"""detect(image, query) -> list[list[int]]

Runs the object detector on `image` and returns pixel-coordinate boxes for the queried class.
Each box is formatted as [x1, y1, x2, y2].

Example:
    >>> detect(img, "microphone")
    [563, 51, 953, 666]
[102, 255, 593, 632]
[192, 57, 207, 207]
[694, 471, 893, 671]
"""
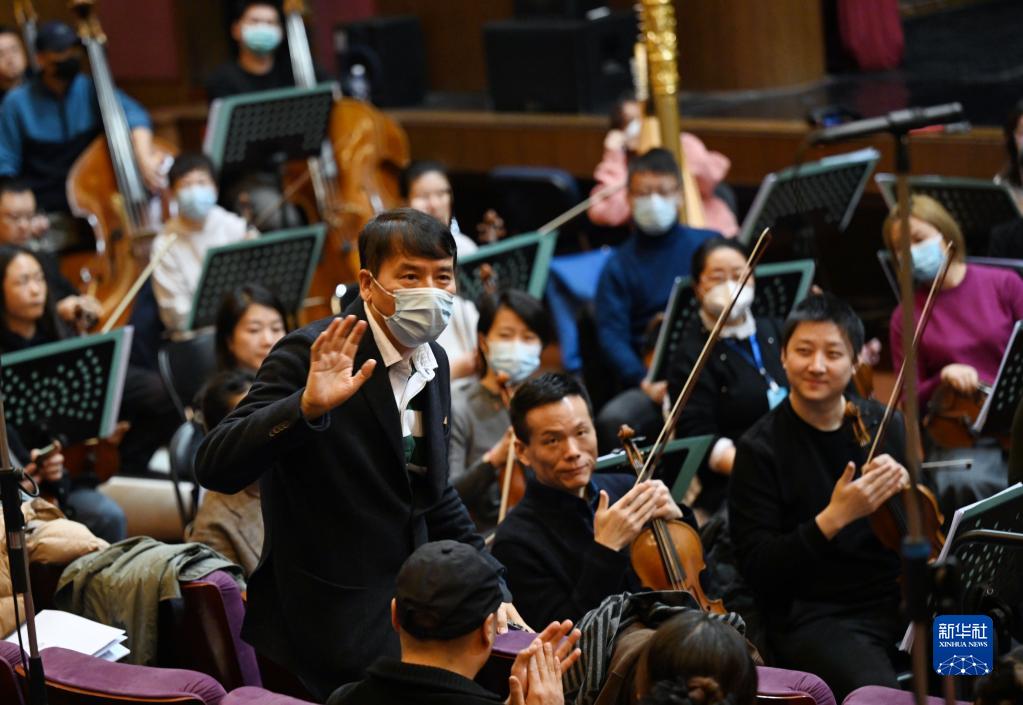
[808, 103, 964, 145]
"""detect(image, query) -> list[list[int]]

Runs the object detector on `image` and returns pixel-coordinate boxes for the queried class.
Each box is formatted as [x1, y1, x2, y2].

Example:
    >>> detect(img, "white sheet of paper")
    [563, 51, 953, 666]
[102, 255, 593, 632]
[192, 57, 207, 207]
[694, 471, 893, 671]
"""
[4, 610, 128, 658]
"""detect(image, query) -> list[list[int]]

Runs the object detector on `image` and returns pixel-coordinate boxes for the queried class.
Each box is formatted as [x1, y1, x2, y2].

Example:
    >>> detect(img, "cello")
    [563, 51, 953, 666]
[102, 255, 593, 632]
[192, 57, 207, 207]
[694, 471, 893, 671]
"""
[623, 227, 771, 613]
[281, 0, 409, 317]
[65, 0, 177, 329]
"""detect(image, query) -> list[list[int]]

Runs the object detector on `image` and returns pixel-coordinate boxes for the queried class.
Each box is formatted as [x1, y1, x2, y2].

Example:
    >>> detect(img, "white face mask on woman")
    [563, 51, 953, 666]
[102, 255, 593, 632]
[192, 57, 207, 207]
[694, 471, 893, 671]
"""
[487, 340, 541, 384]
[702, 279, 755, 321]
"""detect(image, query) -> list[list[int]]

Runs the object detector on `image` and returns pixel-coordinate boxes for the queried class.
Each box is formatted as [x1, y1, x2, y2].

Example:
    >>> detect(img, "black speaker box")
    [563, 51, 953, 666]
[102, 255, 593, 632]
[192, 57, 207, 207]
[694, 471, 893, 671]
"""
[513, 0, 607, 19]
[483, 12, 636, 113]
[334, 15, 427, 107]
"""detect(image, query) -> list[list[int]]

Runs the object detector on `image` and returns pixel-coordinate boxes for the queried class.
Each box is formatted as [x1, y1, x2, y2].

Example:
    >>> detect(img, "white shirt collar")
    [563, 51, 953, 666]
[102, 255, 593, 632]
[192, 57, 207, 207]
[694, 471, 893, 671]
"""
[364, 304, 438, 377]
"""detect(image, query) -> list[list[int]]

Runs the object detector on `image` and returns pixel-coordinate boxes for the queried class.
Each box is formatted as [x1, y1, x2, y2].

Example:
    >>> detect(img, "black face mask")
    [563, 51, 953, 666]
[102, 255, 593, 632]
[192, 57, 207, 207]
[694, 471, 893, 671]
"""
[52, 56, 80, 82]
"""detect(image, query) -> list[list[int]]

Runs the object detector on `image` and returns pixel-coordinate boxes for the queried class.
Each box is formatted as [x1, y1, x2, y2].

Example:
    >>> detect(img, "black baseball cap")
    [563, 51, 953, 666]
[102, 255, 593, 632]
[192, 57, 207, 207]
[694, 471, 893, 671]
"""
[35, 21, 79, 53]
[395, 541, 505, 640]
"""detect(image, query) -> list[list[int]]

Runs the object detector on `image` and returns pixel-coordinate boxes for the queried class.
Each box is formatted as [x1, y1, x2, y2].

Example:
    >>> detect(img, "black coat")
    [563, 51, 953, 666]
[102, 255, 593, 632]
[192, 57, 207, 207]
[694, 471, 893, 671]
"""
[327, 659, 505, 705]
[196, 299, 500, 699]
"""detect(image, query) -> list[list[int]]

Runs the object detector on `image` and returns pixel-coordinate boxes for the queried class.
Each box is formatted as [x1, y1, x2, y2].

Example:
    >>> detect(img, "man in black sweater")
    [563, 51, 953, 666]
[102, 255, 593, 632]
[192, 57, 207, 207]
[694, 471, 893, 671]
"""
[491, 373, 696, 627]
[328, 541, 578, 705]
[728, 293, 909, 701]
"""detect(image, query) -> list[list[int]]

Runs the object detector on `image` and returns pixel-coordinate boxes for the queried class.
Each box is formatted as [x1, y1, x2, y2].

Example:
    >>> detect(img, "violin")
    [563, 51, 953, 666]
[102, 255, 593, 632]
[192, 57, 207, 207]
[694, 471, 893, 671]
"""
[65, 0, 177, 329]
[618, 426, 725, 614]
[924, 382, 1006, 450]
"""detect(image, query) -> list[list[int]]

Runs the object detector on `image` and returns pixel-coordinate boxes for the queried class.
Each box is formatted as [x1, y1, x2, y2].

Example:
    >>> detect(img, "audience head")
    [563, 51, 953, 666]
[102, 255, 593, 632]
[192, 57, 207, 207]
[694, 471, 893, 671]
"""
[232, 1, 282, 56]
[476, 289, 551, 385]
[609, 92, 644, 151]
[1002, 99, 1023, 187]
[0, 26, 27, 89]
[34, 21, 81, 86]
[391, 540, 505, 670]
[510, 373, 596, 494]
[642, 611, 757, 705]
[690, 237, 752, 323]
[628, 148, 682, 237]
[781, 293, 864, 404]
[402, 161, 454, 228]
[215, 284, 288, 372]
[198, 369, 254, 432]
[0, 244, 62, 340]
[882, 194, 966, 283]
[0, 179, 38, 246]
[357, 208, 457, 350]
[169, 153, 218, 224]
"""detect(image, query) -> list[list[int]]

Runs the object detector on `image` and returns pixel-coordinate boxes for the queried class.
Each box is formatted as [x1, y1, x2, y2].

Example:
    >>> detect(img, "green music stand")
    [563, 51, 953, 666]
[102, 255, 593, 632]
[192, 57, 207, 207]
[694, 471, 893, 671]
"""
[187, 226, 326, 330]
[456, 231, 559, 302]
[646, 260, 815, 382]
[875, 174, 1022, 255]
[0, 328, 132, 445]
[595, 435, 713, 503]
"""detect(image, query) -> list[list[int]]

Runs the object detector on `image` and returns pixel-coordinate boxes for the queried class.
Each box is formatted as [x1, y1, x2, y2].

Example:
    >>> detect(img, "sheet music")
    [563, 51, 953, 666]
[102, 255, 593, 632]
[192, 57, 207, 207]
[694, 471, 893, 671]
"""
[5, 610, 129, 661]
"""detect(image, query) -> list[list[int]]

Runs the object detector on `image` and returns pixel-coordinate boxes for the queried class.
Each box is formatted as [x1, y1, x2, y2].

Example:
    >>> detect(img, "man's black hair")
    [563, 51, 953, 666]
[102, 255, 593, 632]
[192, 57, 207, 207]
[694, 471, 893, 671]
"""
[400, 160, 448, 200]
[233, 0, 281, 22]
[510, 372, 593, 443]
[0, 25, 19, 38]
[198, 369, 255, 432]
[477, 289, 552, 346]
[168, 152, 217, 189]
[782, 292, 865, 355]
[358, 207, 456, 276]
[0, 178, 33, 200]
[689, 236, 748, 282]
[627, 147, 680, 190]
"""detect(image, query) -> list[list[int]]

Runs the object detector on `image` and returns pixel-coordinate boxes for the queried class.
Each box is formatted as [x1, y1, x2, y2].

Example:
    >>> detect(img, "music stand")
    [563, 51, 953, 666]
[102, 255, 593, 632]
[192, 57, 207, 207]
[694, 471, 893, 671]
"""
[738, 148, 880, 250]
[456, 231, 559, 302]
[876, 251, 1023, 301]
[973, 320, 1023, 437]
[203, 85, 336, 178]
[187, 226, 326, 330]
[875, 174, 1022, 256]
[595, 435, 713, 503]
[645, 260, 815, 382]
[0, 328, 133, 446]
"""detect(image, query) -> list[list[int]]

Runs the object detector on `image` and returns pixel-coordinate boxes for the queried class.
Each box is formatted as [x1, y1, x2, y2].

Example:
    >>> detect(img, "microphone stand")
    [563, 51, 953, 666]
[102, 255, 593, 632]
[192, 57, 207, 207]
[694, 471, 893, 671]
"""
[0, 391, 48, 705]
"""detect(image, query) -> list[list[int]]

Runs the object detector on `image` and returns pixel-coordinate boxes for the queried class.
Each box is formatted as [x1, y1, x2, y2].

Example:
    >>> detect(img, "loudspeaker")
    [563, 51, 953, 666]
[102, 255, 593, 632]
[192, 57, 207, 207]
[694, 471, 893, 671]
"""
[484, 12, 636, 113]
[513, 0, 607, 19]
[334, 15, 427, 107]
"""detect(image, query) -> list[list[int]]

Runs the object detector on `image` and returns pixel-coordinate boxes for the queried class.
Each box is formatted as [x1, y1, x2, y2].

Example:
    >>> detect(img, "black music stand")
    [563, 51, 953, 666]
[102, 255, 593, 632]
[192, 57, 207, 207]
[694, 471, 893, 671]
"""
[974, 321, 1023, 438]
[875, 175, 1022, 256]
[645, 260, 815, 382]
[0, 328, 133, 447]
[738, 148, 880, 259]
[595, 435, 713, 503]
[456, 231, 559, 303]
[187, 226, 326, 330]
[203, 85, 336, 179]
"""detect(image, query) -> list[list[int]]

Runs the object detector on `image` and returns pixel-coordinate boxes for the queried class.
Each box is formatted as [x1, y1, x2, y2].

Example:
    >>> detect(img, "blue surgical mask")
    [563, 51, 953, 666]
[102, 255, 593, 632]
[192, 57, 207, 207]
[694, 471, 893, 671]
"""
[488, 340, 541, 384]
[910, 237, 945, 282]
[241, 24, 283, 54]
[373, 279, 455, 348]
[632, 194, 678, 236]
[177, 185, 217, 222]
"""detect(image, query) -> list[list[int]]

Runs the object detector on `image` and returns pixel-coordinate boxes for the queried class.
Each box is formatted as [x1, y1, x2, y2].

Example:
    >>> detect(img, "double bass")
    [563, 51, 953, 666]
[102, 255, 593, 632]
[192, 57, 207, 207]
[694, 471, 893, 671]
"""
[281, 0, 409, 316]
[65, 0, 176, 329]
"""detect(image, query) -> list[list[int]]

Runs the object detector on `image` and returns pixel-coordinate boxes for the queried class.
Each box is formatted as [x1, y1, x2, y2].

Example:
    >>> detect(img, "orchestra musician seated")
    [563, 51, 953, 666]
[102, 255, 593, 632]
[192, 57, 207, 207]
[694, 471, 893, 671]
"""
[0, 25, 28, 102]
[728, 293, 909, 701]
[490, 372, 697, 628]
[151, 153, 255, 334]
[885, 195, 1023, 517]
[666, 237, 787, 520]
[0, 178, 100, 331]
[327, 540, 580, 705]
[593, 147, 717, 454]
[0, 21, 163, 213]
[214, 283, 289, 374]
[450, 289, 552, 532]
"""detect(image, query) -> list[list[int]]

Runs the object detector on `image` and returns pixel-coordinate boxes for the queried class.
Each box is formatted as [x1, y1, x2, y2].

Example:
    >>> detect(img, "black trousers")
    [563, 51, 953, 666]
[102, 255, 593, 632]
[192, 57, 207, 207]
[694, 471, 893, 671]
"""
[768, 597, 903, 702]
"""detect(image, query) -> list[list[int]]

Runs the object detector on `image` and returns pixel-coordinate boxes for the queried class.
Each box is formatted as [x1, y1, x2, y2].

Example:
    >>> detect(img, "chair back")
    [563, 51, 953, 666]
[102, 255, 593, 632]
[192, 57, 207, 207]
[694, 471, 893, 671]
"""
[0, 641, 26, 705]
[168, 420, 205, 525]
[475, 629, 536, 698]
[158, 332, 217, 421]
[221, 686, 317, 704]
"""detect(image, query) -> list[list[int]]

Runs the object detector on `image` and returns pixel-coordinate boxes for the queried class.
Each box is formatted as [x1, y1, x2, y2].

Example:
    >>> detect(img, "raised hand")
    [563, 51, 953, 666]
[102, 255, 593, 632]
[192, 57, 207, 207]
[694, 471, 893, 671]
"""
[300, 316, 377, 421]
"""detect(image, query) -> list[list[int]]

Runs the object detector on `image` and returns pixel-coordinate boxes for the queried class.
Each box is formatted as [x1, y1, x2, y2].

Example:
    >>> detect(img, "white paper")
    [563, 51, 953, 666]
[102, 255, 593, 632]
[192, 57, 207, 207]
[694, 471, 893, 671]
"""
[4, 610, 128, 659]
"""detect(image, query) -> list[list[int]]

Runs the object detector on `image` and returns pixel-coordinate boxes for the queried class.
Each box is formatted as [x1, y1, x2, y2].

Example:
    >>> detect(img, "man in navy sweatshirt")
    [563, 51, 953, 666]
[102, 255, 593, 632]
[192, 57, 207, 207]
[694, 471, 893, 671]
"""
[593, 148, 718, 452]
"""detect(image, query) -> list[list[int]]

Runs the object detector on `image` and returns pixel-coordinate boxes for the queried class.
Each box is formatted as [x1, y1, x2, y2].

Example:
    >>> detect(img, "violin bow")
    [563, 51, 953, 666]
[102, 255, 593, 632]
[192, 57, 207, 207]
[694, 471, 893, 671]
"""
[865, 240, 955, 464]
[496, 379, 517, 524]
[636, 228, 772, 484]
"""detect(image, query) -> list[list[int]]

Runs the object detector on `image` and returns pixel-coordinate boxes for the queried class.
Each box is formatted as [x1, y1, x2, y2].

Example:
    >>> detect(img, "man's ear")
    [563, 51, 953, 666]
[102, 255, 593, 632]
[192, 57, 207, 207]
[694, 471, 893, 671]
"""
[514, 436, 528, 467]
[230, 20, 243, 43]
[358, 269, 374, 304]
[390, 598, 400, 634]
[482, 613, 497, 650]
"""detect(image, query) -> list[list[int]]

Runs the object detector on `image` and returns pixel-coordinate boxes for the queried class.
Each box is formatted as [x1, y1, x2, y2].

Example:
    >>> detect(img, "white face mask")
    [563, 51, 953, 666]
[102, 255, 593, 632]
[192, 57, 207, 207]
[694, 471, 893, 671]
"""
[487, 340, 541, 384]
[702, 279, 754, 322]
[373, 279, 455, 348]
[632, 194, 678, 236]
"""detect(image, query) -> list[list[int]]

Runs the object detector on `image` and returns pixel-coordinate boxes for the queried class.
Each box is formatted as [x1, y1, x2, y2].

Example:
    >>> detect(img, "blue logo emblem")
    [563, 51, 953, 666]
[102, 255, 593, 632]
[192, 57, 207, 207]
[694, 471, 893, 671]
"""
[933, 615, 994, 676]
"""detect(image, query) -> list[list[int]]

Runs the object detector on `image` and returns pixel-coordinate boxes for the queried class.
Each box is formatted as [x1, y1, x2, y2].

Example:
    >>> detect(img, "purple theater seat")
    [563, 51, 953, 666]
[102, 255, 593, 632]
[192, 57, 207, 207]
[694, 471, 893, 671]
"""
[842, 685, 971, 705]
[476, 629, 538, 697]
[222, 686, 318, 704]
[0, 641, 26, 705]
[757, 666, 838, 705]
[34, 646, 226, 704]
